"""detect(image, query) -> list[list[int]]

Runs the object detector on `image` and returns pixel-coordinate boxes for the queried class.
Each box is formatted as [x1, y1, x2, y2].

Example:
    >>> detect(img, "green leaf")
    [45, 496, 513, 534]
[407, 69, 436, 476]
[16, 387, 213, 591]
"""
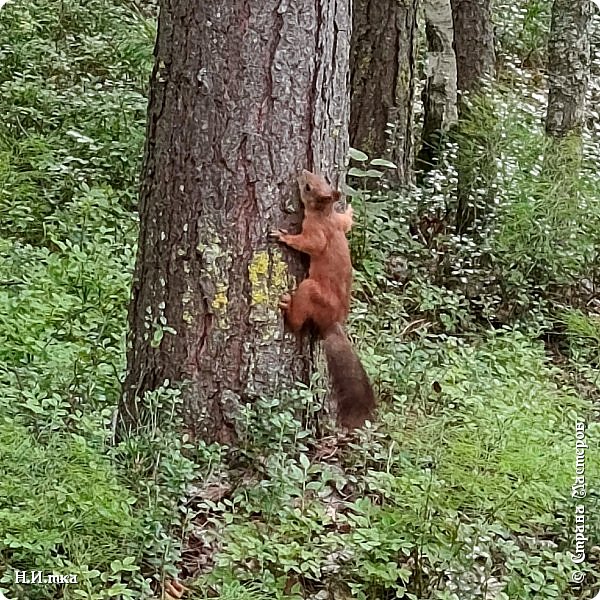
[305, 481, 323, 491]
[150, 327, 164, 348]
[110, 559, 122, 572]
[341, 182, 361, 197]
[25, 401, 44, 414]
[299, 453, 310, 470]
[370, 158, 397, 169]
[348, 167, 368, 177]
[348, 147, 368, 162]
[365, 169, 384, 178]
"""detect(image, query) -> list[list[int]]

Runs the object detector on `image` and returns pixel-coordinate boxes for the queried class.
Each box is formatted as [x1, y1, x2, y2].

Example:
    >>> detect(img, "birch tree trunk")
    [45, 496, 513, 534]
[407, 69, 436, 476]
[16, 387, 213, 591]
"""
[546, 0, 591, 139]
[118, 0, 350, 443]
[349, 0, 418, 184]
[416, 0, 457, 176]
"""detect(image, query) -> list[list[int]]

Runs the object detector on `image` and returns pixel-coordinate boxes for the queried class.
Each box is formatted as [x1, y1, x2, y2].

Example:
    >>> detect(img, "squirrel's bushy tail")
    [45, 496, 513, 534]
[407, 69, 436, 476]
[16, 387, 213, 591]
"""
[322, 323, 375, 429]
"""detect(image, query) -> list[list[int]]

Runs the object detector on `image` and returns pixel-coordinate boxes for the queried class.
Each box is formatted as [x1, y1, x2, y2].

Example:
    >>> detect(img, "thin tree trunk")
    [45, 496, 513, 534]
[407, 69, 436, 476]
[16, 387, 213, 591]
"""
[118, 0, 350, 444]
[545, 0, 591, 139]
[451, 0, 495, 235]
[349, 0, 418, 184]
[451, 0, 495, 96]
[416, 0, 457, 176]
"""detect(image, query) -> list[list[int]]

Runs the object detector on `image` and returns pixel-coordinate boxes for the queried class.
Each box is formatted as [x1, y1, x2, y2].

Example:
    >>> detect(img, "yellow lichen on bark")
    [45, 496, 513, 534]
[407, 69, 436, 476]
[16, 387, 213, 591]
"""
[248, 251, 290, 326]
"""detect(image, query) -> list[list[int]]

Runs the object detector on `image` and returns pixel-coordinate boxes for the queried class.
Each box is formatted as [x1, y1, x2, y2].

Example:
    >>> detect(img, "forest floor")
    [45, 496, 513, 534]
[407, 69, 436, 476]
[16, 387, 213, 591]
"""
[0, 1, 599, 600]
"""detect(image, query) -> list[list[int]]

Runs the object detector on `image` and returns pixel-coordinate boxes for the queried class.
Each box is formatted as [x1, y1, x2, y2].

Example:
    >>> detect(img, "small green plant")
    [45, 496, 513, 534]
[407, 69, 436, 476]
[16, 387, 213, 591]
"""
[494, 0, 551, 68]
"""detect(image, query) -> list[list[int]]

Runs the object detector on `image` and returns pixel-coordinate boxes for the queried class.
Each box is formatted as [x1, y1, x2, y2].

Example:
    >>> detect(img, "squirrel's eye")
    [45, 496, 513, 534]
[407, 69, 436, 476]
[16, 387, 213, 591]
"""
[305, 184, 311, 192]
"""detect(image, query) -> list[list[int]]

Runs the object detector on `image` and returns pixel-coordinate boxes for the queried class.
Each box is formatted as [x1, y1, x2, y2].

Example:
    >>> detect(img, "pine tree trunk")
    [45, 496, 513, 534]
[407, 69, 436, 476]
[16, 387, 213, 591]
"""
[451, 0, 494, 95]
[451, 0, 495, 235]
[546, 0, 591, 139]
[349, 0, 418, 184]
[416, 0, 457, 176]
[118, 0, 350, 443]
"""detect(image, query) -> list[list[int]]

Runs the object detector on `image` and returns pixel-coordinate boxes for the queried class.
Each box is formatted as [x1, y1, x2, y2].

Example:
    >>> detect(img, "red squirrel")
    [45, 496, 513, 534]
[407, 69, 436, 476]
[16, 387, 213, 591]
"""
[272, 170, 375, 429]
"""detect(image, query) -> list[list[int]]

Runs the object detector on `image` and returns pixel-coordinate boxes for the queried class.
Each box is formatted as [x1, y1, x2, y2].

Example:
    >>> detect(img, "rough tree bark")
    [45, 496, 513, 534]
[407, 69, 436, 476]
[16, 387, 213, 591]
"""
[415, 0, 457, 176]
[118, 0, 350, 443]
[546, 0, 591, 139]
[349, 0, 418, 184]
[450, 0, 495, 235]
[450, 0, 495, 96]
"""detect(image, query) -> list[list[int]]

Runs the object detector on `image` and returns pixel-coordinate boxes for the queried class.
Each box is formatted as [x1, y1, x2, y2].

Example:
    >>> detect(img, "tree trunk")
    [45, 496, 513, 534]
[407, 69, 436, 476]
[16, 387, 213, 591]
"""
[450, 0, 495, 96]
[415, 0, 457, 176]
[118, 0, 350, 444]
[545, 0, 590, 139]
[451, 0, 495, 235]
[349, 0, 418, 184]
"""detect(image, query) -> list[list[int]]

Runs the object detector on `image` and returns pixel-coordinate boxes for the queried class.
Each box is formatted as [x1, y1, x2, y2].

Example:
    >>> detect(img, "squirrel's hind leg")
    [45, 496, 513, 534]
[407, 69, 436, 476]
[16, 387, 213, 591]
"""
[280, 279, 330, 332]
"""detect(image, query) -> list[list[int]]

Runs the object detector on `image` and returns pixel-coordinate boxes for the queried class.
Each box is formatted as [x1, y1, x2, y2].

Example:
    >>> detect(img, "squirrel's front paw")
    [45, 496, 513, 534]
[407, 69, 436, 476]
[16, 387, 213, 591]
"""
[270, 228, 288, 241]
[278, 293, 292, 311]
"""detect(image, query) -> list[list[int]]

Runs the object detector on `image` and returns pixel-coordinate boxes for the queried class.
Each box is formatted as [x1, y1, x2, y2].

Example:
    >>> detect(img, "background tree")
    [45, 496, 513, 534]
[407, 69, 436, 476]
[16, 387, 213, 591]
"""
[545, 0, 591, 141]
[349, 0, 418, 183]
[118, 1, 351, 443]
[416, 0, 458, 177]
[451, 0, 495, 97]
[450, 0, 495, 235]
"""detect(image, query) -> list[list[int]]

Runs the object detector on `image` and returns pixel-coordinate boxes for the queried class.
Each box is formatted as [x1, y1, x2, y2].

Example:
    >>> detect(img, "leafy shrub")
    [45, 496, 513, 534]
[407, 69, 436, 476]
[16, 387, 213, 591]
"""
[0, 0, 154, 244]
[494, 0, 551, 68]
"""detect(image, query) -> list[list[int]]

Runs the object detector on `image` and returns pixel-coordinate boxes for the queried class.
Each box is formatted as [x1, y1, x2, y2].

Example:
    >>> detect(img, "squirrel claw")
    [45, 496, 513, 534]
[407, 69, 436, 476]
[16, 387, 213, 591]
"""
[270, 228, 288, 241]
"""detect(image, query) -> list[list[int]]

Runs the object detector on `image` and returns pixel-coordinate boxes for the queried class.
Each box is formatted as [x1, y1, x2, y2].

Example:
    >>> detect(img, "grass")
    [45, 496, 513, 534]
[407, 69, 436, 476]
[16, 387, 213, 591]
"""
[0, 419, 141, 599]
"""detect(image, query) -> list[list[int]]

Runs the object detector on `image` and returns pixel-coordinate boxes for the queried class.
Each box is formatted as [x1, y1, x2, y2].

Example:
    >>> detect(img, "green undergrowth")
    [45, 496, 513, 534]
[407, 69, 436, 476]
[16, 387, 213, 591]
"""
[0, 0, 164, 598]
[0, 0, 152, 246]
[190, 330, 600, 600]
[0, 418, 142, 599]
[346, 85, 600, 326]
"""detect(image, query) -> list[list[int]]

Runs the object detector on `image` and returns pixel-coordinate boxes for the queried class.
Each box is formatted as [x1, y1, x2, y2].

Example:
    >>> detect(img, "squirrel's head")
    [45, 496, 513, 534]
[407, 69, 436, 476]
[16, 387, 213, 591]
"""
[297, 169, 341, 212]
